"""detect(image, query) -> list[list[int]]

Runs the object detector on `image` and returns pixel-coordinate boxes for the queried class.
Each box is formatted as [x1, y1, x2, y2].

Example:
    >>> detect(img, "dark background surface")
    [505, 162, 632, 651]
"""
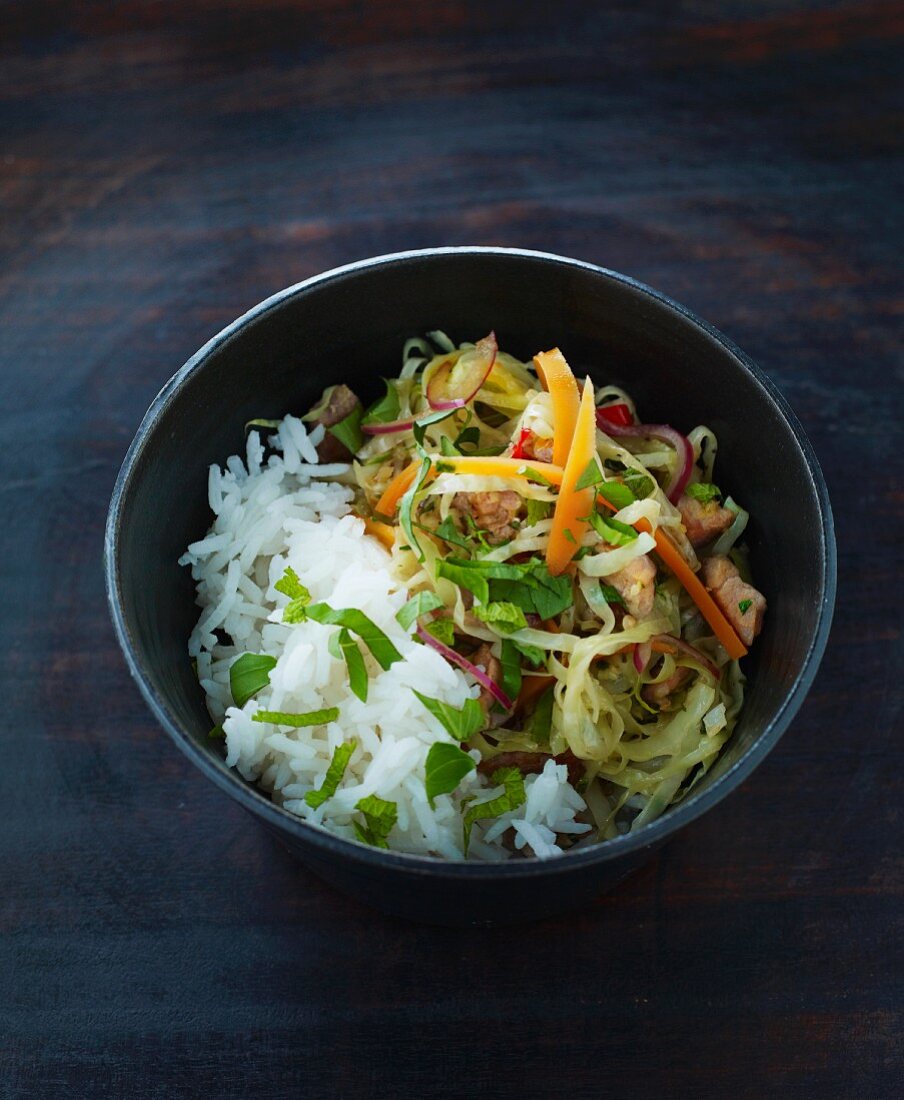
[1, 2, 901, 1097]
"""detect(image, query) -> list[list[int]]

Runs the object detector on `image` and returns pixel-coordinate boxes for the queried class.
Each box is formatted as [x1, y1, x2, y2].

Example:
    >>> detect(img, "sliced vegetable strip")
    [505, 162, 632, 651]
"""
[374, 461, 420, 517]
[533, 348, 580, 466]
[546, 379, 597, 575]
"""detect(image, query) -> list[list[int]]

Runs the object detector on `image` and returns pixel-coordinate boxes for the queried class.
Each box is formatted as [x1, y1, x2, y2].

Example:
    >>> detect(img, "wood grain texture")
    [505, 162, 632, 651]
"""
[1, 1, 901, 1096]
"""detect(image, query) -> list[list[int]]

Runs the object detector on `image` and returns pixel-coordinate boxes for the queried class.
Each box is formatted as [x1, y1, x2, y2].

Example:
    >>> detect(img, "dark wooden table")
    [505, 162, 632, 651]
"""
[2, 2, 901, 1096]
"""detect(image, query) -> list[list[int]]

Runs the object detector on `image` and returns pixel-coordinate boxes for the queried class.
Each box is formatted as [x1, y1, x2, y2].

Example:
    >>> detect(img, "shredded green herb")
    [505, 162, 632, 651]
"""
[306, 604, 403, 670]
[473, 601, 529, 635]
[526, 685, 555, 746]
[327, 406, 364, 455]
[599, 583, 625, 605]
[275, 566, 312, 623]
[518, 465, 556, 487]
[686, 481, 722, 503]
[208, 723, 225, 739]
[576, 459, 605, 491]
[623, 469, 655, 499]
[738, 598, 753, 614]
[462, 766, 526, 854]
[305, 740, 356, 809]
[596, 480, 636, 511]
[396, 591, 445, 631]
[413, 691, 485, 742]
[229, 653, 277, 708]
[424, 743, 476, 808]
[361, 379, 400, 426]
[525, 499, 553, 526]
[424, 618, 456, 646]
[336, 628, 369, 701]
[499, 639, 523, 702]
[399, 454, 432, 560]
[588, 511, 638, 547]
[354, 794, 398, 848]
[253, 707, 340, 727]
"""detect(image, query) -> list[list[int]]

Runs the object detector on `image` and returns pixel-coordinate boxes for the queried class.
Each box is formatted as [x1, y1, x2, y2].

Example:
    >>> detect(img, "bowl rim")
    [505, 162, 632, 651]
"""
[104, 245, 837, 879]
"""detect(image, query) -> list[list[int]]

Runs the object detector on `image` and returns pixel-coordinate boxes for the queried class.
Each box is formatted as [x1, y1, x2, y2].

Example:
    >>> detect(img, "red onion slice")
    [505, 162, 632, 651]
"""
[633, 641, 651, 675]
[417, 623, 513, 710]
[598, 419, 694, 504]
[651, 634, 721, 679]
[426, 332, 497, 411]
[361, 417, 416, 436]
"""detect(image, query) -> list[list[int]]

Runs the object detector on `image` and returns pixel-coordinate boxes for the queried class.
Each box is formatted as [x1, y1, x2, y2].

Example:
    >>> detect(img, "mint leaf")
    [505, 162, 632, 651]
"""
[253, 707, 339, 727]
[499, 639, 523, 702]
[686, 481, 722, 503]
[413, 691, 485, 742]
[337, 628, 368, 701]
[473, 601, 529, 635]
[361, 379, 400, 426]
[518, 465, 555, 487]
[599, 583, 624, 605]
[208, 723, 225, 739]
[275, 567, 312, 623]
[354, 795, 397, 848]
[738, 598, 753, 614]
[525, 498, 552, 526]
[229, 653, 277, 707]
[424, 743, 476, 808]
[326, 405, 364, 455]
[462, 766, 526, 854]
[596, 481, 636, 511]
[424, 618, 455, 646]
[526, 685, 555, 746]
[305, 740, 356, 808]
[576, 459, 604, 491]
[511, 639, 545, 666]
[432, 515, 471, 550]
[624, 469, 655, 499]
[306, 604, 403, 670]
[396, 590, 445, 631]
[588, 511, 637, 547]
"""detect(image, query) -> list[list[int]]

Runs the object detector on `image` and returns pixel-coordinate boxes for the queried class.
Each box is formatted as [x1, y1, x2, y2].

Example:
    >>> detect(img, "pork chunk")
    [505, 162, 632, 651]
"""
[603, 554, 656, 619]
[701, 554, 766, 647]
[453, 490, 522, 544]
[678, 493, 735, 548]
[477, 750, 584, 786]
[307, 384, 362, 462]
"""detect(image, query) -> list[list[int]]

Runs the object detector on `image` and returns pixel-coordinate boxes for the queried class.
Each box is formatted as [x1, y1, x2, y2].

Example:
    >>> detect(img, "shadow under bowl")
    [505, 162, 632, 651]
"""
[105, 247, 835, 926]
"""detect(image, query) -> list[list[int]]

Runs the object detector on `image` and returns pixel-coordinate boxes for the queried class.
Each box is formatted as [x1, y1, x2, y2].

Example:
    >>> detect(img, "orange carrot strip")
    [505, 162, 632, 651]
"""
[436, 455, 565, 483]
[374, 461, 422, 517]
[546, 378, 597, 576]
[515, 674, 556, 716]
[533, 348, 580, 467]
[362, 517, 396, 550]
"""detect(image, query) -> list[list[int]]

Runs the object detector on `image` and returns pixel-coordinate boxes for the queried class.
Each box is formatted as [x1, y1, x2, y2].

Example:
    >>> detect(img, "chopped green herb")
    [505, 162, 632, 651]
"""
[588, 511, 638, 547]
[434, 460, 455, 473]
[526, 685, 554, 746]
[453, 425, 481, 452]
[436, 557, 573, 621]
[473, 601, 529, 635]
[623, 469, 655, 499]
[399, 454, 433, 561]
[686, 481, 722, 503]
[571, 545, 593, 561]
[361, 379, 400, 426]
[306, 604, 403, 670]
[596, 481, 636, 511]
[738, 598, 753, 614]
[525, 498, 552, 526]
[413, 691, 485, 742]
[362, 450, 397, 468]
[337, 628, 368, 701]
[432, 515, 471, 550]
[462, 766, 526, 854]
[354, 794, 398, 848]
[424, 743, 476, 808]
[576, 459, 604, 491]
[326, 405, 364, 455]
[253, 707, 340, 727]
[305, 740, 356, 809]
[499, 639, 523, 702]
[229, 653, 277, 707]
[424, 618, 456, 646]
[439, 435, 457, 457]
[275, 566, 312, 623]
[563, 528, 577, 545]
[413, 407, 458, 446]
[396, 590, 446, 630]
[511, 639, 546, 666]
[518, 465, 555, 487]
[208, 723, 225, 739]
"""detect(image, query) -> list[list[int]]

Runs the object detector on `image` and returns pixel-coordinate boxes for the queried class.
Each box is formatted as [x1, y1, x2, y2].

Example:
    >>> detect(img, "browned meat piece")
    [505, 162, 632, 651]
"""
[471, 643, 506, 718]
[452, 490, 522, 544]
[678, 493, 735, 548]
[307, 384, 362, 462]
[642, 665, 692, 710]
[603, 554, 656, 618]
[701, 554, 767, 647]
[477, 750, 584, 786]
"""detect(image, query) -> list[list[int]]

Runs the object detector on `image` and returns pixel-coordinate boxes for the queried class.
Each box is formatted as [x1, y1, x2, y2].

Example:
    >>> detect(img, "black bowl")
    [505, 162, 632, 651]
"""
[105, 247, 835, 925]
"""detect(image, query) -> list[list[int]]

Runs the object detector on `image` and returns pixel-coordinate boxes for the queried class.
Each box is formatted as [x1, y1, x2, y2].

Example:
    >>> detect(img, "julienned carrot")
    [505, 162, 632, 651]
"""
[533, 348, 580, 467]
[374, 462, 420, 517]
[362, 517, 396, 550]
[546, 379, 597, 576]
[515, 673, 556, 715]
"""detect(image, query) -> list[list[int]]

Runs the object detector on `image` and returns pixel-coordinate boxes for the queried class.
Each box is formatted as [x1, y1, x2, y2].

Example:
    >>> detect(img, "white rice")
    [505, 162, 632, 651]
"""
[180, 415, 589, 859]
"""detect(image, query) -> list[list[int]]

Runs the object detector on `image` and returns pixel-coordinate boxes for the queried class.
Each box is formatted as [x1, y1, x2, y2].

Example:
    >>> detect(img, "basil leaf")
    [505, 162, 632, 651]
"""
[354, 794, 397, 848]
[473, 601, 528, 635]
[424, 743, 476, 808]
[229, 653, 277, 707]
[399, 454, 432, 562]
[424, 618, 455, 646]
[499, 639, 523, 702]
[576, 459, 604, 491]
[588, 511, 638, 547]
[623, 469, 655, 499]
[306, 604, 403, 670]
[326, 405, 364, 455]
[337, 627, 368, 701]
[413, 691, 485, 742]
[511, 639, 546, 667]
[686, 481, 722, 503]
[361, 379, 400, 426]
[525, 499, 552, 526]
[396, 590, 446, 631]
[253, 707, 340, 727]
[462, 766, 526, 854]
[596, 481, 636, 511]
[305, 740, 356, 809]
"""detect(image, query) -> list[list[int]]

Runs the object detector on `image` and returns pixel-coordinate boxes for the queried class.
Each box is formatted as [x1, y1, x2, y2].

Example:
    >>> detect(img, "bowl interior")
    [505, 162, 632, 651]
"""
[109, 250, 833, 861]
